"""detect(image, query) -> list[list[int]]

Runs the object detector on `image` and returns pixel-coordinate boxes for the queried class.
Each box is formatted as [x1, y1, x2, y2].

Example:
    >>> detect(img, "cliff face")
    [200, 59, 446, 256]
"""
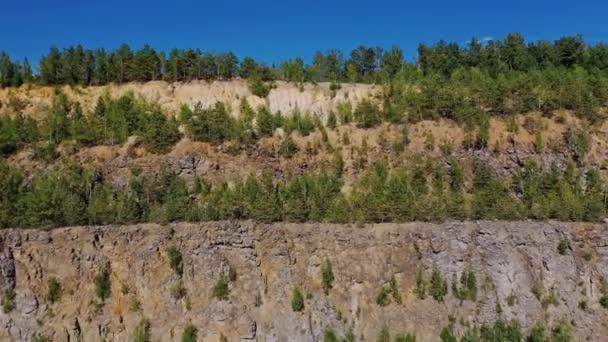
[0, 221, 607, 341]
[0, 80, 378, 119]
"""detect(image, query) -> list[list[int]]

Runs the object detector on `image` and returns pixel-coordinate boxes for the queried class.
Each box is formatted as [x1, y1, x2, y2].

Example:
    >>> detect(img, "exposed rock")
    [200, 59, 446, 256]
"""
[0, 221, 606, 341]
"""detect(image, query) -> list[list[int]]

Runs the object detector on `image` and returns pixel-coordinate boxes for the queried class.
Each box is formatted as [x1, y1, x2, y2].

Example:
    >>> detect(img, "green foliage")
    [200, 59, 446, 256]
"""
[376, 274, 401, 306]
[256, 107, 278, 137]
[600, 278, 608, 309]
[416, 267, 427, 299]
[566, 127, 590, 162]
[249, 74, 271, 97]
[1, 288, 16, 313]
[46, 277, 63, 304]
[354, 99, 381, 128]
[291, 287, 305, 312]
[376, 286, 391, 306]
[394, 334, 416, 342]
[454, 271, 477, 301]
[324, 329, 339, 342]
[182, 102, 236, 143]
[479, 320, 522, 342]
[32, 333, 52, 342]
[557, 239, 570, 255]
[284, 111, 317, 136]
[141, 108, 179, 153]
[279, 134, 299, 158]
[429, 267, 448, 302]
[94, 269, 111, 302]
[132, 319, 151, 342]
[321, 258, 335, 295]
[167, 246, 183, 276]
[212, 275, 230, 301]
[181, 325, 197, 342]
[439, 327, 457, 342]
[327, 111, 337, 129]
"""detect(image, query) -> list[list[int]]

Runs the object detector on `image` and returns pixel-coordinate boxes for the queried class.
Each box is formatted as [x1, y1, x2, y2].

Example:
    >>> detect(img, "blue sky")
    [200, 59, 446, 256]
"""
[1, 0, 607, 65]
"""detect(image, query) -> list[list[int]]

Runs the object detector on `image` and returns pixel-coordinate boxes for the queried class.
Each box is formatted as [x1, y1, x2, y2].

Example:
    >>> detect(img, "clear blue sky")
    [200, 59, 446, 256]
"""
[1, 0, 607, 66]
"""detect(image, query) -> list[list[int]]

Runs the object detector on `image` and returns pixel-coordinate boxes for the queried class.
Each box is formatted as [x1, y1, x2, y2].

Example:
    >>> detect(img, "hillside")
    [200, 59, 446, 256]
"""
[1, 221, 607, 341]
[1, 33, 608, 341]
[0, 80, 378, 120]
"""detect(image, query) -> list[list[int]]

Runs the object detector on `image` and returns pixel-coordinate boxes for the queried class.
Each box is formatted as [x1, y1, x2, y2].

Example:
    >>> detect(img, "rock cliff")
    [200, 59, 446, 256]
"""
[0, 221, 607, 341]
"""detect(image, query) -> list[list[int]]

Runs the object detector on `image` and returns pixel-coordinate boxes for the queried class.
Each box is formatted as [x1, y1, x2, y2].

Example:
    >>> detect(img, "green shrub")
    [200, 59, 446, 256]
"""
[566, 127, 590, 162]
[167, 246, 183, 276]
[324, 328, 339, 342]
[354, 99, 381, 128]
[250, 79, 271, 98]
[394, 334, 416, 342]
[557, 239, 570, 255]
[600, 279, 608, 309]
[453, 271, 477, 301]
[32, 333, 52, 342]
[132, 319, 151, 342]
[181, 324, 197, 342]
[279, 134, 298, 158]
[1, 288, 16, 313]
[212, 275, 230, 300]
[94, 269, 111, 302]
[321, 258, 335, 295]
[416, 267, 426, 299]
[291, 287, 305, 312]
[430, 267, 448, 302]
[376, 286, 390, 306]
[390, 274, 402, 304]
[46, 277, 63, 303]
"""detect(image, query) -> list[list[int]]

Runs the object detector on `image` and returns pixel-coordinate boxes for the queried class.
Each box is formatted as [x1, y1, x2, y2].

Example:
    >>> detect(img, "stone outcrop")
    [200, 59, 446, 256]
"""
[0, 221, 607, 341]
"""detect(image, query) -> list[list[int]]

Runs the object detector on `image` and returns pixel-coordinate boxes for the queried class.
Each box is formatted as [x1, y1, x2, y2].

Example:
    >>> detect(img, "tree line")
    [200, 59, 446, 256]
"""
[1, 156, 606, 229]
[1, 33, 608, 88]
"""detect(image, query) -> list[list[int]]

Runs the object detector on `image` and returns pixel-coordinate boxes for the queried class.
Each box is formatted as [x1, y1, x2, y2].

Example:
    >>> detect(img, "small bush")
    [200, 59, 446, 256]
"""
[600, 279, 608, 309]
[291, 287, 305, 312]
[506, 291, 518, 306]
[376, 286, 391, 306]
[212, 275, 230, 301]
[94, 269, 111, 302]
[181, 324, 197, 342]
[132, 319, 151, 342]
[454, 271, 477, 301]
[321, 258, 335, 295]
[167, 246, 183, 276]
[390, 275, 402, 304]
[250, 77, 271, 98]
[46, 277, 63, 304]
[557, 239, 570, 255]
[324, 328, 339, 342]
[1, 288, 16, 313]
[395, 334, 416, 342]
[430, 267, 448, 302]
[416, 267, 426, 299]
[279, 134, 298, 158]
[32, 333, 52, 342]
